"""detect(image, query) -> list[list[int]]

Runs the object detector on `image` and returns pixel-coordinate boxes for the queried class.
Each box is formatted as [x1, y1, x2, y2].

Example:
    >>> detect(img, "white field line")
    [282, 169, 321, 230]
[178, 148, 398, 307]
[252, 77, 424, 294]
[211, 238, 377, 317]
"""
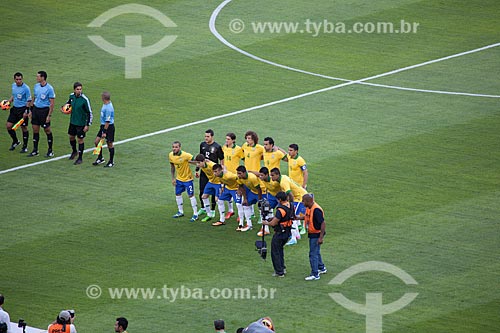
[210, 0, 500, 98]
[1, 5, 499, 175]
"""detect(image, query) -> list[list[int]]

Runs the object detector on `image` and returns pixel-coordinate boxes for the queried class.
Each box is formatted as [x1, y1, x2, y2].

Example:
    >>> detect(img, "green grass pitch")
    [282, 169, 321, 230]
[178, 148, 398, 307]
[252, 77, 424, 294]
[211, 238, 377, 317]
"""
[1, 0, 499, 332]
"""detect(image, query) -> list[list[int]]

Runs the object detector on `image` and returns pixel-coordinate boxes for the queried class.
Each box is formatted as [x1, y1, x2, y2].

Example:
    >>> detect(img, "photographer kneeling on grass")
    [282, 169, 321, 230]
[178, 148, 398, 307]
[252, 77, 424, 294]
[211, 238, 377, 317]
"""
[262, 191, 294, 277]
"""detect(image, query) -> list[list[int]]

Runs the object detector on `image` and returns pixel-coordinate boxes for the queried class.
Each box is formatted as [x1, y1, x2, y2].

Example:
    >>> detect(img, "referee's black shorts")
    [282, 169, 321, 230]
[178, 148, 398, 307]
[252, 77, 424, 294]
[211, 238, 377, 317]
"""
[7, 106, 29, 127]
[97, 124, 115, 142]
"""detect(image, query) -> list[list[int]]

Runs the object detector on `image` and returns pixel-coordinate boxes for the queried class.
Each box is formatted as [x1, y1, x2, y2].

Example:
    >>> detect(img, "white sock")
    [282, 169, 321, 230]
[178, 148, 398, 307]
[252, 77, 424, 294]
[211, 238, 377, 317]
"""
[236, 203, 244, 226]
[227, 200, 234, 213]
[203, 198, 212, 216]
[218, 200, 226, 222]
[244, 206, 253, 227]
[190, 196, 198, 215]
[176, 195, 184, 214]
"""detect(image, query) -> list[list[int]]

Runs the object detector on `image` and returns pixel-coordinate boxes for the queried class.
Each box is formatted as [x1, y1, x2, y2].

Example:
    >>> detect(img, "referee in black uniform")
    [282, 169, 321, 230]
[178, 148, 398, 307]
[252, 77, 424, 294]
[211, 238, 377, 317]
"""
[197, 129, 224, 215]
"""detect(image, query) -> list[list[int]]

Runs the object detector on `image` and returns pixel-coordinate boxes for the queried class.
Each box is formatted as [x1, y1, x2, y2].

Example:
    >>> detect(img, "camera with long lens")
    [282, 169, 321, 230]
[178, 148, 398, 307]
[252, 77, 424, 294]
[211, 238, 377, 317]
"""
[255, 198, 272, 260]
[259, 198, 273, 222]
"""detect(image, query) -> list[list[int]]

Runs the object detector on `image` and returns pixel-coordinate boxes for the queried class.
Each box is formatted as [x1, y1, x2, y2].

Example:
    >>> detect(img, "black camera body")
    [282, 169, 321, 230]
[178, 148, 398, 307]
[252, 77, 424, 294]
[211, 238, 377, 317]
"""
[18, 319, 27, 329]
[0, 322, 7, 333]
[18, 319, 27, 333]
[259, 198, 274, 222]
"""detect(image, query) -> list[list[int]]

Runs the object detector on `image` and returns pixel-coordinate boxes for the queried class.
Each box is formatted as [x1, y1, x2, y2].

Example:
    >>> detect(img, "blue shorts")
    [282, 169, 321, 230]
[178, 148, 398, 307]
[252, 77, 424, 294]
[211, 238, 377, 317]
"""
[203, 182, 222, 198]
[219, 188, 241, 203]
[265, 193, 278, 209]
[243, 187, 259, 206]
[175, 180, 195, 196]
[293, 201, 306, 217]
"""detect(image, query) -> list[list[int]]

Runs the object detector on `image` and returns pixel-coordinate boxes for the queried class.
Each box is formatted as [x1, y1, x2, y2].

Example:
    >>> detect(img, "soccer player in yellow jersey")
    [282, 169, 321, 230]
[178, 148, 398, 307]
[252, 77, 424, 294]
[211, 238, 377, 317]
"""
[192, 154, 224, 223]
[257, 166, 283, 236]
[263, 137, 286, 171]
[222, 132, 244, 220]
[236, 165, 262, 232]
[283, 143, 308, 189]
[223, 132, 244, 173]
[271, 167, 308, 245]
[242, 130, 265, 219]
[242, 130, 264, 173]
[169, 141, 198, 222]
[213, 163, 244, 228]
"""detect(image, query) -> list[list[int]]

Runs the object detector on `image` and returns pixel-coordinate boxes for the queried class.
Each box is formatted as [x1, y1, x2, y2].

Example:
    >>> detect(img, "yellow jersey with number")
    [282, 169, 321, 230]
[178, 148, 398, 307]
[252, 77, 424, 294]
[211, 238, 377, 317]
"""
[222, 144, 244, 173]
[242, 143, 264, 172]
[264, 150, 285, 170]
[169, 151, 193, 182]
[287, 154, 307, 186]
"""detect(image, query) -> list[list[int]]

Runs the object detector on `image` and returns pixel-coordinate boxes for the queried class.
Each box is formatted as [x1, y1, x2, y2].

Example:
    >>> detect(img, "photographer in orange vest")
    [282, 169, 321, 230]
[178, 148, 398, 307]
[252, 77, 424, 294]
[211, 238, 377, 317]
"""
[48, 310, 77, 333]
[301, 194, 327, 280]
[262, 191, 293, 278]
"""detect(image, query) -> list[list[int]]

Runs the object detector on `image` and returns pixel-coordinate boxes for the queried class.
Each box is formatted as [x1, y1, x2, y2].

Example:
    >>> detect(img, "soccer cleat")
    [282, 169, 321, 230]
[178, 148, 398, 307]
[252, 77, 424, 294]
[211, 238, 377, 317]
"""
[240, 225, 253, 232]
[69, 151, 78, 160]
[93, 158, 105, 165]
[298, 225, 306, 235]
[172, 212, 184, 218]
[9, 141, 21, 151]
[19, 147, 28, 153]
[212, 221, 225, 226]
[104, 162, 114, 168]
[74, 158, 83, 165]
[197, 208, 206, 216]
[45, 150, 54, 157]
[285, 238, 297, 246]
[201, 215, 212, 222]
[190, 215, 198, 222]
[272, 273, 285, 278]
[225, 211, 235, 220]
[235, 225, 244, 231]
[27, 150, 39, 157]
[305, 275, 320, 281]
[319, 268, 328, 275]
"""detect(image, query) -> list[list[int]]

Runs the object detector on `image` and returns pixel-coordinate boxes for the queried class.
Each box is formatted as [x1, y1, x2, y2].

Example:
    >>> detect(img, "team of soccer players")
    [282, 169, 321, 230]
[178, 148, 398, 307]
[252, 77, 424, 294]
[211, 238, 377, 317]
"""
[169, 129, 309, 246]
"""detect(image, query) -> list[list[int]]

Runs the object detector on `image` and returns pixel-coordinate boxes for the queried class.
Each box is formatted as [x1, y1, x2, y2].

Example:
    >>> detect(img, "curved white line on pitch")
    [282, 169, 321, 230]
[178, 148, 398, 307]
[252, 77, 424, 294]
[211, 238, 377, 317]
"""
[210, 0, 500, 98]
